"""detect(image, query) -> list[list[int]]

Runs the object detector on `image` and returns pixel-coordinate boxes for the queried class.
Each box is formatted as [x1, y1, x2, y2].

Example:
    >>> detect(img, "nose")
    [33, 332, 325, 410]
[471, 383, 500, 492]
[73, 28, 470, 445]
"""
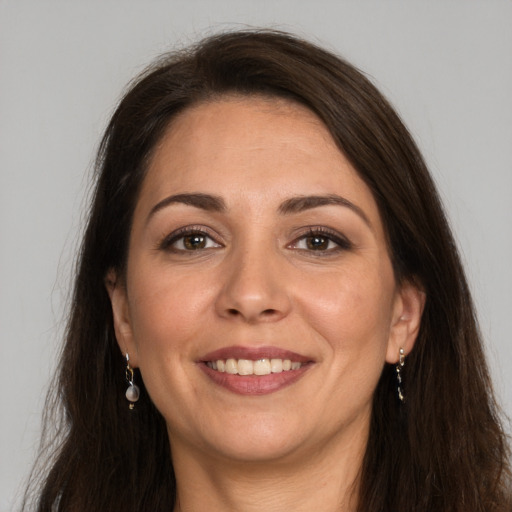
[215, 243, 292, 324]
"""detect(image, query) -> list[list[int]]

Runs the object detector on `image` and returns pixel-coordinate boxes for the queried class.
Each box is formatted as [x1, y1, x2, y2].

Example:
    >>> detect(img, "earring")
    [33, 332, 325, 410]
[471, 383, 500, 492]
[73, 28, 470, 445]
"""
[125, 353, 140, 410]
[396, 348, 405, 402]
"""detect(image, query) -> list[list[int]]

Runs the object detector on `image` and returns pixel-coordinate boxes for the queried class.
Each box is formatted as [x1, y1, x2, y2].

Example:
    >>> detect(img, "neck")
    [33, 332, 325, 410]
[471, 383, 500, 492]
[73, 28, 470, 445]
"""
[170, 423, 367, 512]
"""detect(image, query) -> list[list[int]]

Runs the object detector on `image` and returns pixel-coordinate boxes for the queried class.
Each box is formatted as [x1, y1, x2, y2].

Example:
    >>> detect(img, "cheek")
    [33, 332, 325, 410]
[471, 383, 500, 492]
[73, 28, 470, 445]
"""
[292, 265, 395, 384]
[125, 268, 216, 422]
[297, 262, 396, 359]
[127, 266, 215, 360]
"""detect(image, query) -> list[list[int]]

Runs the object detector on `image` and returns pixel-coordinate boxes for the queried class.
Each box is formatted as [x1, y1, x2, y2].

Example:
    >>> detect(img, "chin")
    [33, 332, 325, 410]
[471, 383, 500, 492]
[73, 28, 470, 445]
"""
[169, 412, 311, 465]
[207, 432, 307, 464]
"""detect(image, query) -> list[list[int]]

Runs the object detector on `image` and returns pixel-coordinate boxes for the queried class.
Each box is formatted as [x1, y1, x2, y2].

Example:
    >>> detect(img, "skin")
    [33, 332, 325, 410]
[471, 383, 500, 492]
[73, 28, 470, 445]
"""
[107, 96, 424, 512]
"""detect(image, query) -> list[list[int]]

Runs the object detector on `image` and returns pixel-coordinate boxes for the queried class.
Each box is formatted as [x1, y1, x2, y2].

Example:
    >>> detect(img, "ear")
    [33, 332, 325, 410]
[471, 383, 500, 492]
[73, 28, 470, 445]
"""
[105, 269, 139, 367]
[385, 279, 426, 364]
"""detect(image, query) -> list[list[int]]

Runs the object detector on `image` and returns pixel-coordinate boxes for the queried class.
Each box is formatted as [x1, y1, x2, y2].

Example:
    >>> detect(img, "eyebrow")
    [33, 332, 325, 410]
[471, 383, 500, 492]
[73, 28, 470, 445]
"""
[147, 193, 227, 223]
[278, 194, 372, 228]
[147, 192, 371, 228]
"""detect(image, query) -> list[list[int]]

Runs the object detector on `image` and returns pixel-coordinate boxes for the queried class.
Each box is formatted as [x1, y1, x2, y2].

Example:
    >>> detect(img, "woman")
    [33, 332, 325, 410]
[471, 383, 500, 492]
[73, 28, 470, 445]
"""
[25, 30, 511, 511]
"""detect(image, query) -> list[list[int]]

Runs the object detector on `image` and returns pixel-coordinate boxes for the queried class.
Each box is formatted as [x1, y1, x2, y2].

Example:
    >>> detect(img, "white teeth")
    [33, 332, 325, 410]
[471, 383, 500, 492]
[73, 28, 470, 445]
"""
[225, 358, 238, 374]
[237, 359, 254, 375]
[254, 359, 271, 375]
[270, 359, 283, 373]
[206, 358, 304, 375]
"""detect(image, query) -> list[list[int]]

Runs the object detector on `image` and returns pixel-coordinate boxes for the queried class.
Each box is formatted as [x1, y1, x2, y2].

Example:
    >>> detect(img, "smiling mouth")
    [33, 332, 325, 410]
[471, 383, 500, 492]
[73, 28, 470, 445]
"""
[205, 358, 304, 376]
[198, 346, 313, 394]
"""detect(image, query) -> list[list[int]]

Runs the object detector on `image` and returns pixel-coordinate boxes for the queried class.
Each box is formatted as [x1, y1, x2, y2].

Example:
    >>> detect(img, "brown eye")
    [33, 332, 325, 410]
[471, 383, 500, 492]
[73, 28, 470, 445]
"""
[306, 235, 330, 251]
[289, 228, 352, 254]
[160, 229, 222, 252]
[183, 234, 207, 250]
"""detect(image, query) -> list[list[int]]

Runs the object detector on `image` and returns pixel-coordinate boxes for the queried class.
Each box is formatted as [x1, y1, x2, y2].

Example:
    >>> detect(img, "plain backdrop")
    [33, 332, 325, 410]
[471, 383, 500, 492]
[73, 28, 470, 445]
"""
[1, 1, 511, 510]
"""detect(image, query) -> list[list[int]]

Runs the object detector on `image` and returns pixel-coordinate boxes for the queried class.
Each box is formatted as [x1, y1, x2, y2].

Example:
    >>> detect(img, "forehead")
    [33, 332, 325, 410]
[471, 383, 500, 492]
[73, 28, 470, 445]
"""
[137, 95, 381, 223]
[149, 95, 339, 177]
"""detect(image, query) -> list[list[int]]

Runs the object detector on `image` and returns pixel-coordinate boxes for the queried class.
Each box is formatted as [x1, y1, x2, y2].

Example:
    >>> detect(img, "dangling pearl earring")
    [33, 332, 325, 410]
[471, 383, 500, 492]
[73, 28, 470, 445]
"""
[125, 353, 140, 410]
[396, 347, 405, 402]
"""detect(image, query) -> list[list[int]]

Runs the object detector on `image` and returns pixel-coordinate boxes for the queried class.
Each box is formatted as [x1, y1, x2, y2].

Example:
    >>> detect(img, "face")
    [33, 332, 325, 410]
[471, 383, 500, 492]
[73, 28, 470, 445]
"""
[108, 96, 423, 465]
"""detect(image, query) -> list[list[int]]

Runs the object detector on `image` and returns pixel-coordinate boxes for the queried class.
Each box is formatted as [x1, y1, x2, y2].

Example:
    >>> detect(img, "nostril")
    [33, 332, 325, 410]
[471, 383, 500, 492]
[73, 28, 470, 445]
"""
[225, 308, 278, 319]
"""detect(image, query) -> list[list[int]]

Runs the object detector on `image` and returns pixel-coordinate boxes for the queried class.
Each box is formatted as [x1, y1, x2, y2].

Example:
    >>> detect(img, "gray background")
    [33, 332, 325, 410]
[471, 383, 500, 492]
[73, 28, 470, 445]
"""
[1, 1, 511, 509]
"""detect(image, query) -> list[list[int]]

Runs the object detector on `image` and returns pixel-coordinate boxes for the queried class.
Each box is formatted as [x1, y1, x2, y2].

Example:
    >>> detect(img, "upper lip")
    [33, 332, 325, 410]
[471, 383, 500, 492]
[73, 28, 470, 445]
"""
[200, 345, 313, 363]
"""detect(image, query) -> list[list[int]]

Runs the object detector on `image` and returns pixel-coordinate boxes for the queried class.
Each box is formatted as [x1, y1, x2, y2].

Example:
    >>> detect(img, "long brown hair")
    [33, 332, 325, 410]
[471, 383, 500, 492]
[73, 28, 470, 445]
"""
[24, 30, 511, 511]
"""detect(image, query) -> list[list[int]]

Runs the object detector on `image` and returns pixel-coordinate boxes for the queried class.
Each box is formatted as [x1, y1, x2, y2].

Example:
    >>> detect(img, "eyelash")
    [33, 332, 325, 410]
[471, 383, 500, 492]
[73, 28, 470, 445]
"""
[157, 226, 352, 254]
[158, 225, 221, 252]
[288, 227, 352, 254]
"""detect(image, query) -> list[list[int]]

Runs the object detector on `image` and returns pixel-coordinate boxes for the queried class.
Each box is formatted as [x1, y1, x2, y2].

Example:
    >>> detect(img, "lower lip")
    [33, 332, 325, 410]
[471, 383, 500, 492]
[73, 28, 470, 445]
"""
[198, 363, 313, 395]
